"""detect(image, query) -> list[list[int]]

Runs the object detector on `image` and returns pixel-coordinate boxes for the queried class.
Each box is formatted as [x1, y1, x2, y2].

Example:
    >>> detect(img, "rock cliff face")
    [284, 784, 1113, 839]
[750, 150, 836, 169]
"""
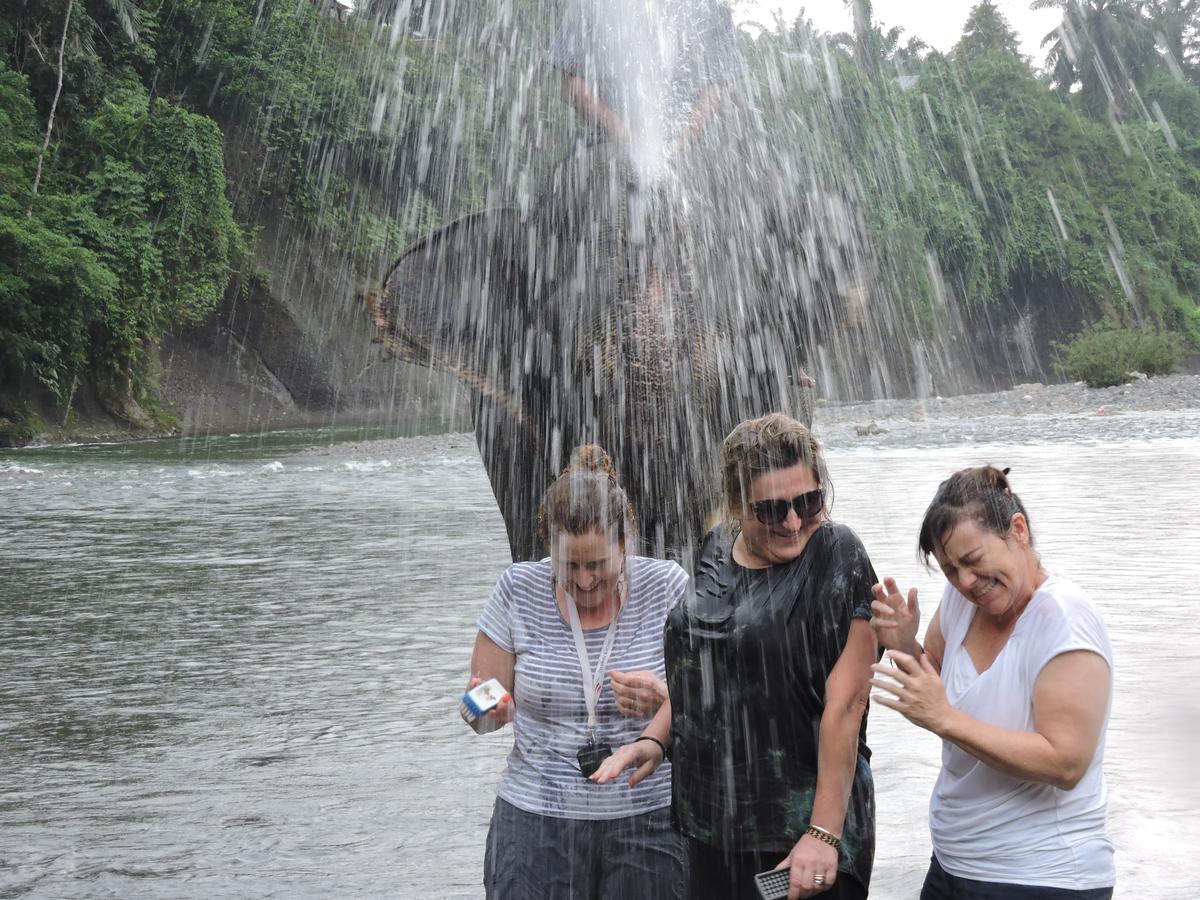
[156, 199, 461, 436]
[150, 226, 1100, 438]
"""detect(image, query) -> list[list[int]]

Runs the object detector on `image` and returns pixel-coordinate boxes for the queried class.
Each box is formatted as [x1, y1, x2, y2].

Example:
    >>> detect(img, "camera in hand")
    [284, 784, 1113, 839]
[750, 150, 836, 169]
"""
[577, 740, 612, 778]
[459, 678, 510, 723]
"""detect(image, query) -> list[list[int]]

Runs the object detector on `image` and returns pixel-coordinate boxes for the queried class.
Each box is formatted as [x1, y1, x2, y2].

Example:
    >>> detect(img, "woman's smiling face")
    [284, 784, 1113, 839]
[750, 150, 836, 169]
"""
[736, 462, 825, 567]
[934, 515, 1039, 622]
[551, 527, 625, 609]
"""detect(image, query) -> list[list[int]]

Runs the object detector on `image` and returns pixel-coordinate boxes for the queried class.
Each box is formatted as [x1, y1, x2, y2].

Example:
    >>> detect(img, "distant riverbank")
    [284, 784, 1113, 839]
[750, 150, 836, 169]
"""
[816, 372, 1200, 423]
[275, 373, 1200, 467]
[8, 373, 1198, 451]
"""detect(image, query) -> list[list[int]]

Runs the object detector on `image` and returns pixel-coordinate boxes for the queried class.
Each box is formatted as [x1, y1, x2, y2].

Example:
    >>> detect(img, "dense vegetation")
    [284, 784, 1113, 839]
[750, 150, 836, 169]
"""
[740, 0, 1200, 383]
[1, 0, 1198, 427]
[1053, 319, 1184, 386]
[0, 0, 547, 422]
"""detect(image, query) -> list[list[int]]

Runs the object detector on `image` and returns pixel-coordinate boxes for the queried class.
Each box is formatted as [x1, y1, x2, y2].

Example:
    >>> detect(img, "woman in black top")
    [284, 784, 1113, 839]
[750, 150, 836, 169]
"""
[593, 413, 879, 899]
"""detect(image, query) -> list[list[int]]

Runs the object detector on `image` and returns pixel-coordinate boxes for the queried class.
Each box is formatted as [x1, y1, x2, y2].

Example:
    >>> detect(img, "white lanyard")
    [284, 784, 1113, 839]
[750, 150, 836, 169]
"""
[562, 578, 625, 736]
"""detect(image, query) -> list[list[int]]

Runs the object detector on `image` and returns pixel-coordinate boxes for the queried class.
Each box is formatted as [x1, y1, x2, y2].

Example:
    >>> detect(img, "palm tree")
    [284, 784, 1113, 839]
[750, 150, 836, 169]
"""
[844, 0, 883, 78]
[1033, 0, 1157, 113]
[832, 1, 925, 77]
[1144, 0, 1200, 76]
[881, 25, 928, 73]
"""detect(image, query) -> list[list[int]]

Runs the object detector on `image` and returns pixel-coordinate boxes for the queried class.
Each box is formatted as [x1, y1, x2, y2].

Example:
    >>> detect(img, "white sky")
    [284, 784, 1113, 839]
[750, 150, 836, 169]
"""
[735, 1, 1062, 65]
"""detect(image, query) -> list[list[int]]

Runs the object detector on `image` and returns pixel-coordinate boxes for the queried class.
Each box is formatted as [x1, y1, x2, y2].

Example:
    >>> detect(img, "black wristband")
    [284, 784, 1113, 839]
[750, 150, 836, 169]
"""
[634, 735, 669, 761]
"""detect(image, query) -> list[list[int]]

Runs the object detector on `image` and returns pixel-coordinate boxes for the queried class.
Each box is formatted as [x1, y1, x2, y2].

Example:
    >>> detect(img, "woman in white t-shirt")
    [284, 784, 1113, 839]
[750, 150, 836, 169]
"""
[869, 465, 1115, 899]
[461, 444, 688, 899]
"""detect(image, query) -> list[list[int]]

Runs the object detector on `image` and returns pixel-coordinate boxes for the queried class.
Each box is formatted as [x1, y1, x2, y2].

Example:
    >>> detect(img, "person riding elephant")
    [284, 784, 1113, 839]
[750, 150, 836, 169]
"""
[365, 2, 858, 563]
[547, 0, 739, 156]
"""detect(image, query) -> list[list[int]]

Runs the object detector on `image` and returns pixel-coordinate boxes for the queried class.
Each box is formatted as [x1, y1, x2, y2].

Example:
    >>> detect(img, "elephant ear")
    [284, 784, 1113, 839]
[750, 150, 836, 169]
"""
[367, 206, 529, 405]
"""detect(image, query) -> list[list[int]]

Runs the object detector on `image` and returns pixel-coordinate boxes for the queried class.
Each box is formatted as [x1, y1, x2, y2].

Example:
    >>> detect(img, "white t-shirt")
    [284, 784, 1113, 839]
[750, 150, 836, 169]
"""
[929, 573, 1116, 888]
[477, 555, 687, 820]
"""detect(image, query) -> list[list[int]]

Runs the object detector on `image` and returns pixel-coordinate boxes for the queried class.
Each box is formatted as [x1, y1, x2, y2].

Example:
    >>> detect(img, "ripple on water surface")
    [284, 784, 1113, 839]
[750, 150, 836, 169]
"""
[1, 416, 1198, 898]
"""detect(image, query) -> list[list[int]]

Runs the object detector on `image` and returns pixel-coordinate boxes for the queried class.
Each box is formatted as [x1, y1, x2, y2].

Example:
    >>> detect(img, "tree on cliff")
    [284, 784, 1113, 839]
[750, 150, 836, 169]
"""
[2, 0, 242, 409]
[955, 0, 1022, 60]
[1034, 0, 1158, 115]
[1144, 0, 1200, 79]
[2, 0, 1199, 419]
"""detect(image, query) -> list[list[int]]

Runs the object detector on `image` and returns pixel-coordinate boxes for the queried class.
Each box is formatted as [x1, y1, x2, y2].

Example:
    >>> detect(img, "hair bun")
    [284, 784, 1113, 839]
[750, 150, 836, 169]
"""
[537, 444, 634, 547]
[987, 465, 1012, 490]
[566, 444, 617, 480]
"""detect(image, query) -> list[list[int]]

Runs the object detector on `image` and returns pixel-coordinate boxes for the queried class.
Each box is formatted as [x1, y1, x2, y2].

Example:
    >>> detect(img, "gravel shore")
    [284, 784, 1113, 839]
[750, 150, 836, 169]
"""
[298, 374, 1200, 460]
[814, 372, 1200, 424]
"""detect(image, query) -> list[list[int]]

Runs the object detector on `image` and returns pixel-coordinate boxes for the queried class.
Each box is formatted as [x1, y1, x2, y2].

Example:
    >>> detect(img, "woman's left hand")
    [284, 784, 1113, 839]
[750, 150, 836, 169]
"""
[775, 833, 838, 898]
[870, 650, 953, 735]
[609, 670, 668, 718]
[589, 739, 664, 787]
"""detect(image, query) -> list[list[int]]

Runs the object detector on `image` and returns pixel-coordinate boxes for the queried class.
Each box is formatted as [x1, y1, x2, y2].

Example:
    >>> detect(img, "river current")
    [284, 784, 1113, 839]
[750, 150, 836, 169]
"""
[2, 410, 1198, 898]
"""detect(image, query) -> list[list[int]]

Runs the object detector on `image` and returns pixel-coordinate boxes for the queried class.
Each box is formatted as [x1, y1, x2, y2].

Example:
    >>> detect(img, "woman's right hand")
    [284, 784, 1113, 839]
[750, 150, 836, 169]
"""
[609, 670, 668, 719]
[589, 740, 664, 787]
[462, 677, 515, 733]
[870, 577, 921, 655]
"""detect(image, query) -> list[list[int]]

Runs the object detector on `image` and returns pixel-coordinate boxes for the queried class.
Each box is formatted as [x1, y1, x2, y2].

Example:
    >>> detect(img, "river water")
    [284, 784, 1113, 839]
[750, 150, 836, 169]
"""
[2, 411, 1198, 899]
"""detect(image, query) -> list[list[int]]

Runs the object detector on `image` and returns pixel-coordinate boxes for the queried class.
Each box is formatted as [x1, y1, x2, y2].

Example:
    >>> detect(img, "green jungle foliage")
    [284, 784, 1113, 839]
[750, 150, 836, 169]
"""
[1, 0, 1198, 410]
[1, 3, 242, 402]
[1053, 319, 1184, 386]
[741, 2, 1200, 352]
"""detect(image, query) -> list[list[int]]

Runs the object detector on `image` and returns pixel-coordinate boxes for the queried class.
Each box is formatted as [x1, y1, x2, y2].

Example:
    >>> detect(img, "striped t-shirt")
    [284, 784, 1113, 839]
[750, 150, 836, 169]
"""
[478, 555, 688, 820]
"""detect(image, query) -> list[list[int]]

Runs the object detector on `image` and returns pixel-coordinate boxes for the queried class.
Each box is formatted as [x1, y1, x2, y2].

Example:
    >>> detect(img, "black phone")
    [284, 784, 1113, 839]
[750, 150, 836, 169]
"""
[577, 741, 612, 778]
[753, 867, 791, 900]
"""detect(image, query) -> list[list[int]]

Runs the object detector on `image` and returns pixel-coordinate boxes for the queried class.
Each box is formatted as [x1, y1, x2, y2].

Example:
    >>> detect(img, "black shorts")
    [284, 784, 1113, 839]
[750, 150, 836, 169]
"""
[483, 797, 685, 900]
[921, 854, 1114, 900]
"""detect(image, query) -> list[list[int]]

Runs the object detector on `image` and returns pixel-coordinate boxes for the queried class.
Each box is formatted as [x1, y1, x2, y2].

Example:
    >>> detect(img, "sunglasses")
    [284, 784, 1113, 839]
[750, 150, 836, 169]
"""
[750, 489, 824, 526]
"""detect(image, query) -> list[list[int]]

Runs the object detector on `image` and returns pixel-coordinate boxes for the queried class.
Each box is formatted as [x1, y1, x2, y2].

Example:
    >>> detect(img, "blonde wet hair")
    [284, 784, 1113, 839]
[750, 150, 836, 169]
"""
[719, 413, 831, 520]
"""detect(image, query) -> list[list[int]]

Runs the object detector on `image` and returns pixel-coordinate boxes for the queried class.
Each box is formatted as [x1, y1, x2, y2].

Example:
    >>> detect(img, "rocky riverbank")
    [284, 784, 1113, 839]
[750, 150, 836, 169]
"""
[282, 373, 1200, 462]
[7, 371, 1197, 451]
[807, 373, 1200, 451]
[815, 372, 1200, 423]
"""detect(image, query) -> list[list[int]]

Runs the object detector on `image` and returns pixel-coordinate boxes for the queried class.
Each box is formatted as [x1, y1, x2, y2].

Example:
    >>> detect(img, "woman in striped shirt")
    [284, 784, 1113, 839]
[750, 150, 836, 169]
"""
[462, 444, 688, 899]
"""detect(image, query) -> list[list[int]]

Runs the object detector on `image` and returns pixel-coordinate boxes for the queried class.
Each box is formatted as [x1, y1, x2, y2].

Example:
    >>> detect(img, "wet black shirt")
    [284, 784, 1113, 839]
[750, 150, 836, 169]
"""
[665, 522, 878, 889]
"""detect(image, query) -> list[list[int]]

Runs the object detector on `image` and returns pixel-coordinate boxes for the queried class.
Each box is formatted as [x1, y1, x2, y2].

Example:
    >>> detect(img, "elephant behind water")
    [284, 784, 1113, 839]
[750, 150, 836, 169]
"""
[367, 142, 837, 562]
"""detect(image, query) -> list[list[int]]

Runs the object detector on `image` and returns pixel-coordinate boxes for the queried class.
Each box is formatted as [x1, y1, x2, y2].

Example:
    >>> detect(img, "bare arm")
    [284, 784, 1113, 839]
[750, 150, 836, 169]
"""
[810, 619, 876, 834]
[639, 695, 672, 745]
[872, 649, 1110, 790]
[939, 650, 1110, 789]
[561, 74, 629, 143]
[465, 630, 516, 735]
[683, 83, 723, 142]
[777, 619, 876, 897]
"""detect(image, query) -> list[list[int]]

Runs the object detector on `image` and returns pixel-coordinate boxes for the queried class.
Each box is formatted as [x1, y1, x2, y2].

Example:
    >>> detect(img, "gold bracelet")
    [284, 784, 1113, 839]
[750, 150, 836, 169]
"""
[805, 824, 842, 851]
